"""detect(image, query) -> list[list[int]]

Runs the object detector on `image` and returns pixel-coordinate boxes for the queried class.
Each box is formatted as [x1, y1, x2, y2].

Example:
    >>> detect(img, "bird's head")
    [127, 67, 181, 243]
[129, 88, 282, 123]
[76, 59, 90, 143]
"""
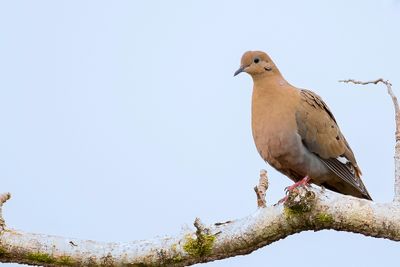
[234, 51, 277, 78]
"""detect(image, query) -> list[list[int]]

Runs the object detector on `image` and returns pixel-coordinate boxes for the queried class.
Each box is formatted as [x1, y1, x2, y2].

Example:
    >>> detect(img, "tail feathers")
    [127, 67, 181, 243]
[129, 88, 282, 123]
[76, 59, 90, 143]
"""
[321, 158, 372, 200]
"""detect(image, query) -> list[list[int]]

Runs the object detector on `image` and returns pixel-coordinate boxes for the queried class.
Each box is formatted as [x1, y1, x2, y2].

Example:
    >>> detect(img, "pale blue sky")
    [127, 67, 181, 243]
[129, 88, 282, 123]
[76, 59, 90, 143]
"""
[1, 1, 399, 266]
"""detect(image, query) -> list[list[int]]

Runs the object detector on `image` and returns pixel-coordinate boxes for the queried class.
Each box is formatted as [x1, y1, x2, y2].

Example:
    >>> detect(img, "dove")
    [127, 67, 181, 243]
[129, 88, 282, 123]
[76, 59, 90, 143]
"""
[234, 51, 372, 200]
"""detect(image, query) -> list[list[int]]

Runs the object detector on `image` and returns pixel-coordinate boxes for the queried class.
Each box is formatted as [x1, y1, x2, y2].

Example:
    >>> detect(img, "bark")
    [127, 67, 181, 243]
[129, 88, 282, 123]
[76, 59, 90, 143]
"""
[0, 79, 399, 266]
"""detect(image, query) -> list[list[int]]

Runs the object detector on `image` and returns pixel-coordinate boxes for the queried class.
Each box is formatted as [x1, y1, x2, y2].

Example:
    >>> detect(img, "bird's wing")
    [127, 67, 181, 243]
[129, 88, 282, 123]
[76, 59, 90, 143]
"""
[295, 89, 371, 199]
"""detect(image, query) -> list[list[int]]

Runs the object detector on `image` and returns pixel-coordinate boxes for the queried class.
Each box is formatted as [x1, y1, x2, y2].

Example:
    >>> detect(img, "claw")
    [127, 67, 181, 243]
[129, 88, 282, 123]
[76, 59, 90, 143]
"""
[278, 176, 311, 204]
[285, 176, 310, 192]
[278, 195, 288, 204]
[277, 175, 311, 204]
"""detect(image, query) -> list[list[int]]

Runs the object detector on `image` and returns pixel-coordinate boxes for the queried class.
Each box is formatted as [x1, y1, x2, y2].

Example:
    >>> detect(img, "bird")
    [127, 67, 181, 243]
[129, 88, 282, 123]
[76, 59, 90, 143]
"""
[234, 51, 372, 200]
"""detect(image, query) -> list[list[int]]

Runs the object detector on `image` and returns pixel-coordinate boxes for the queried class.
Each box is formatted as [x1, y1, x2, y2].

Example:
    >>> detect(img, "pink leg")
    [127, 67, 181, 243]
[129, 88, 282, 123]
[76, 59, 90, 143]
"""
[278, 195, 288, 204]
[278, 176, 311, 204]
[285, 176, 311, 192]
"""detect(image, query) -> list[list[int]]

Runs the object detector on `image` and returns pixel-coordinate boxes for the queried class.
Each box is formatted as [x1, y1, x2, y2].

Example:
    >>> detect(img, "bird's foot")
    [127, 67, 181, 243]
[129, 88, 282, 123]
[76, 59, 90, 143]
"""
[277, 176, 311, 204]
[284, 176, 311, 193]
[277, 195, 288, 204]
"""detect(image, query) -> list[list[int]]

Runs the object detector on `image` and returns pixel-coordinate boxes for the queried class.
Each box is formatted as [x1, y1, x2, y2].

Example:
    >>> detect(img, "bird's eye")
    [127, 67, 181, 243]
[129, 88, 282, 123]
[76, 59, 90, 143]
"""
[253, 58, 260, 64]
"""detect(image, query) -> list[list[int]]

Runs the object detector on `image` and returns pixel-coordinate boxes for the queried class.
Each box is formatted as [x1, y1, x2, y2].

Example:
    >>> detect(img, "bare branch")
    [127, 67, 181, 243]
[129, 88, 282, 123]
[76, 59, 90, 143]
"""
[0, 187, 399, 266]
[254, 169, 268, 208]
[339, 78, 388, 85]
[339, 79, 399, 138]
[339, 78, 400, 202]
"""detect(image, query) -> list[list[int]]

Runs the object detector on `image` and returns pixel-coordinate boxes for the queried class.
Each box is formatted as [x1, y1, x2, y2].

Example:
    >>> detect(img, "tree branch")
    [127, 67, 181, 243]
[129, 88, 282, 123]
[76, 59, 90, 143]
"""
[0, 187, 399, 266]
[0, 78, 399, 266]
[340, 78, 400, 202]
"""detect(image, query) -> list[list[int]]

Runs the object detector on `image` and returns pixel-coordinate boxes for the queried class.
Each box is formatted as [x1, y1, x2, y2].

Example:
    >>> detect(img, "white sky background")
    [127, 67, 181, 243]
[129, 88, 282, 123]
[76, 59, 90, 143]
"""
[0, 0, 399, 266]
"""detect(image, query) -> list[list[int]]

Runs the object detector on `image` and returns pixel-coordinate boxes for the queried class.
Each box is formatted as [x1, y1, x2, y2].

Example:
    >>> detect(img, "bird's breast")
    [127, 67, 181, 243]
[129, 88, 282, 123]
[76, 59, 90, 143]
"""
[251, 85, 301, 165]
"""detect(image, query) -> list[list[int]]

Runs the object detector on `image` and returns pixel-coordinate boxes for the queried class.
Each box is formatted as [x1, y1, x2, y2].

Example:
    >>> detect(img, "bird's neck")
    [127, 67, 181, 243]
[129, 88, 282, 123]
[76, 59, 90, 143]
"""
[252, 73, 290, 94]
[251, 73, 296, 124]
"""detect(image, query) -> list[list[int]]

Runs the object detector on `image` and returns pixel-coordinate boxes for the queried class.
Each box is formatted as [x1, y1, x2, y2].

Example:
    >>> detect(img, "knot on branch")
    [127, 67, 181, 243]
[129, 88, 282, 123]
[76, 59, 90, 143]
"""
[183, 218, 216, 258]
[284, 187, 316, 214]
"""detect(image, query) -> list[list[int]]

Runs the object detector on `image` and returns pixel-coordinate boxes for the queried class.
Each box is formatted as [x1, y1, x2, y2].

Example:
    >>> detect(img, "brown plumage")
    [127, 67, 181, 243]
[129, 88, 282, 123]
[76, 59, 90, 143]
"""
[235, 51, 371, 200]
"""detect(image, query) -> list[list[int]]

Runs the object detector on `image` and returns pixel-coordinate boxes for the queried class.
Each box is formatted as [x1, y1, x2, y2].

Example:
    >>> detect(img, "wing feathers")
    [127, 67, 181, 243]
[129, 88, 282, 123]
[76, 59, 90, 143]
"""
[296, 89, 371, 200]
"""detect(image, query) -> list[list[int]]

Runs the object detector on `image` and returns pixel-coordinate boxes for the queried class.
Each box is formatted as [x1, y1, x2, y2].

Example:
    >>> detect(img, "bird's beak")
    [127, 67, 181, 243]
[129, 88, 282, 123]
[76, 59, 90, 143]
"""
[234, 66, 245, 76]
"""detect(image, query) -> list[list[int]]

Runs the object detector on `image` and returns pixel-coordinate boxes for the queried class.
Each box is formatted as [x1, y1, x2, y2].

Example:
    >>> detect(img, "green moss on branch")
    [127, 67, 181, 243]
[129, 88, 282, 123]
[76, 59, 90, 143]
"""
[183, 233, 216, 257]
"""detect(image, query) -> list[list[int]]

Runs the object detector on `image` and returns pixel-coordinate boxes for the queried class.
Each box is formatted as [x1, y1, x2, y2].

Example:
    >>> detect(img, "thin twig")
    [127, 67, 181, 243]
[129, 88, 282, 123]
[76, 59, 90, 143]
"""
[254, 169, 268, 208]
[340, 78, 400, 202]
[0, 192, 11, 231]
[0, 193, 10, 205]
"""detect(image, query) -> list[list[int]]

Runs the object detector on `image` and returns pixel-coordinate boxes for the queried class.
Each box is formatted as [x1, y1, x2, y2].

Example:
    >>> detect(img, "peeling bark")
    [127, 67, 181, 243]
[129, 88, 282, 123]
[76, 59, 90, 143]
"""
[0, 78, 399, 266]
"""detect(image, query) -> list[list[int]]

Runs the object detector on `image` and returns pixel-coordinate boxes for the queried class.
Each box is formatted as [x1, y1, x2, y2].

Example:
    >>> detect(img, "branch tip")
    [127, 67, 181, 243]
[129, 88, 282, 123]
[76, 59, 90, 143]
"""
[0, 192, 11, 231]
[0, 192, 11, 206]
[254, 169, 268, 208]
